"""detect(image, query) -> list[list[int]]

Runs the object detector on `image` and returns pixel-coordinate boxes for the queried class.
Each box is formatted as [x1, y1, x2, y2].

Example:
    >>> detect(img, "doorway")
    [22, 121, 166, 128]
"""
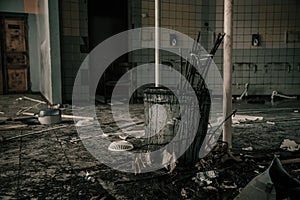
[88, 0, 130, 103]
[88, 0, 128, 51]
[0, 14, 30, 94]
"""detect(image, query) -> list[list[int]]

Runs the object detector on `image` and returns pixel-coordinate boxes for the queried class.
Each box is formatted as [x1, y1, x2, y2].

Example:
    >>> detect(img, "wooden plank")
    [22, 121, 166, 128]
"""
[0, 124, 28, 131]
[22, 112, 95, 121]
[281, 158, 300, 165]
[4, 19, 26, 52]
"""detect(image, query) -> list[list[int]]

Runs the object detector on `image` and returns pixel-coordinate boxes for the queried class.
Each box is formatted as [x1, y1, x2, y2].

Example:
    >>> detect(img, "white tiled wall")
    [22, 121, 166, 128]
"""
[60, 0, 300, 101]
[132, 0, 300, 96]
[215, 0, 300, 95]
[60, 0, 89, 102]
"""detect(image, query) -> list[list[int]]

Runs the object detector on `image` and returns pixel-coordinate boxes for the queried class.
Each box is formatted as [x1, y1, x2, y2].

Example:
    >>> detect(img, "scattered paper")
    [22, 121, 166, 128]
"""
[242, 146, 253, 151]
[232, 114, 263, 124]
[162, 149, 172, 169]
[266, 121, 276, 125]
[124, 130, 145, 138]
[280, 139, 300, 152]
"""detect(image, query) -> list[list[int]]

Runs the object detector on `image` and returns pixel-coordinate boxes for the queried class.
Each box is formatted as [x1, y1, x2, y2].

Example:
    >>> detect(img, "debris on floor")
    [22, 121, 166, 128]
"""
[232, 114, 264, 124]
[235, 156, 300, 200]
[1, 95, 300, 199]
[108, 140, 134, 152]
[280, 139, 300, 152]
[234, 161, 276, 200]
[242, 146, 253, 151]
[75, 119, 96, 127]
[195, 170, 218, 186]
[266, 121, 276, 125]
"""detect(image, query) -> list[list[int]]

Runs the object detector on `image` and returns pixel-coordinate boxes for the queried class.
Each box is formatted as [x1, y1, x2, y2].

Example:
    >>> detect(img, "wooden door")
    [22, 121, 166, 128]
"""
[0, 16, 29, 93]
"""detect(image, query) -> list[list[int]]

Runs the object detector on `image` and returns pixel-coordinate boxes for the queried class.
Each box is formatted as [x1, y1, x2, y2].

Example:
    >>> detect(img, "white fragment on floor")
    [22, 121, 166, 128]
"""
[75, 119, 96, 127]
[280, 139, 300, 152]
[242, 146, 253, 151]
[162, 149, 172, 169]
[232, 114, 264, 124]
[266, 121, 276, 125]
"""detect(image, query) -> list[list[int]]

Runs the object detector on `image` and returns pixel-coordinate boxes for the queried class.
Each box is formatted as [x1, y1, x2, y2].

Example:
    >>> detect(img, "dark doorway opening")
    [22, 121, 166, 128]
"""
[88, 0, 128, 51]
[88, 0, 130, 103]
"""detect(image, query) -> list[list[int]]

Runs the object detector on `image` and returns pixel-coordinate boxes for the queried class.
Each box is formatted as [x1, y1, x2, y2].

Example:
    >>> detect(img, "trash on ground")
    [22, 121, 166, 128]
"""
[22, 111, 94, 121]
[75, 119, 95, 127]
[84, 171, 95, 183]
[195, 170, 218, 186]
[232, 114, 263, 124]
[203, 185, 218, 191]
[108, 140, 134, 152]
[161, 150, 177, 173]
[266, 121, 276, 125]
[181, 188, 188, 198]
[133, 153, 151, 174]
[234, 159, 276, 200]
[242, 146, 253, 151]
[280, 139, 300, 152]
[17, 96, 47, 104]
[258, 165, 265, 169]
[119, 133, 128, 140]
[16, 102, 42, 116]
[70, 137, 80, 144]
[168, 152, 177, 173]
[221, 181, 237, 189]
[78, 171, 96, 183]
[0, 111, 4, 114]
[162, 149, 172, 169]
[124, 130, 145, 138]
[269, 157, 300, 199]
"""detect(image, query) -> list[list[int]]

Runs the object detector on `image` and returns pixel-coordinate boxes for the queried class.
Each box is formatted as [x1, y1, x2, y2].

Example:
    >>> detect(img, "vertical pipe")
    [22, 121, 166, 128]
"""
[223, 0, 233, 147]
[155, 0, 160, 87]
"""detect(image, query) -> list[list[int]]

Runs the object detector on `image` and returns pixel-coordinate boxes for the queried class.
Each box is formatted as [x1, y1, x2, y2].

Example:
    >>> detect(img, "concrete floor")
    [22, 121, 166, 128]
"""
[0, 94, 299, 199]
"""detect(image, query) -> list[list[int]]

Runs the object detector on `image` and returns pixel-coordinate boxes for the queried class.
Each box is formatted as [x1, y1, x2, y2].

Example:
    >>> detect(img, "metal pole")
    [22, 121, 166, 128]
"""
[223, 0, 233, 147]
[155, 0, 160, 87]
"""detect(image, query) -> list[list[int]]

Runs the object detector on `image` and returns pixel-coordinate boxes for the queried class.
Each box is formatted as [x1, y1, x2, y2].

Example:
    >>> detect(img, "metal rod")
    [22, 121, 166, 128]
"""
[223, 0, 233, 147]
[155, 0, 160, 87]
[19, 96, 47, 104]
